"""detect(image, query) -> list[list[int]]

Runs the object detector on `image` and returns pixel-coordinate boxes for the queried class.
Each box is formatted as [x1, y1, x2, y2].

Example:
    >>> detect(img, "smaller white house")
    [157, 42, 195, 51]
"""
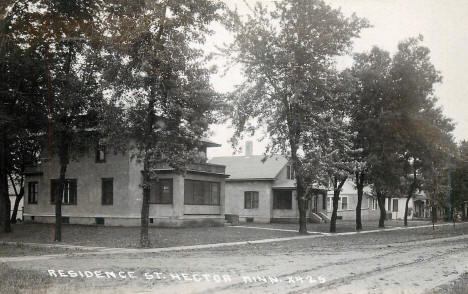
[210, 142, 382, 223]
[384, 193, 430, 220]
[326, 180, 380, 221]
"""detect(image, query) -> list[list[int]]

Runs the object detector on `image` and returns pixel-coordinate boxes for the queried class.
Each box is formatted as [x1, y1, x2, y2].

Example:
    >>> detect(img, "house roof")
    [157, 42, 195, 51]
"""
[413, 193, 428, 201]
[208, 155, 288, 180]
[201, 138, 221, 147]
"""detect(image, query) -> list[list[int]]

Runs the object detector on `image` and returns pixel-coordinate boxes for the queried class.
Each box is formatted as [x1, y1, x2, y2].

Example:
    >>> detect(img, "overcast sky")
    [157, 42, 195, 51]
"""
[206, 0, 468, 158]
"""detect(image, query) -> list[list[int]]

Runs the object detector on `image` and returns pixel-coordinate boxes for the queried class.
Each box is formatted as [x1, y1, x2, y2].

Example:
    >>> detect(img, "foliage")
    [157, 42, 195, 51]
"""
[348, 37, 455, 225]
[223, 0, 368, 233]
[99, 0, 224, 247]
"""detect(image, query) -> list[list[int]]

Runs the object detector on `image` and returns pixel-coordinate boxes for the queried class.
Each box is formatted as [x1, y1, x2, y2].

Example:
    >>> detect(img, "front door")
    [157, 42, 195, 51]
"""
[309, 195, 319, 214]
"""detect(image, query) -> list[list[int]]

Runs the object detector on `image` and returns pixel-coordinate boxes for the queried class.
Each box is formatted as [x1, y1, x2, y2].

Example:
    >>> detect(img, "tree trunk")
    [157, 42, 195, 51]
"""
[140, 167, 151, 248]
[55, 134, 69, 242]
[431, 204, 437, 225]
[289, 137, 307, 234]
[403, 195, 412, 226]
[296, 174, 307, 235]
[377, 191, 385, 228]
[10, 188, 23, 223]
[9, 174, 24, 224]
[1, 175, 11, 233]
[0, 130, 11, 233]
[55, 162, 67, 242]
[140, 94, 156, 248]
[330, 178, 346, 233]
[330, 189, 339, 233]
[404, 169, 417, 227]
[355, 172, 364, 231]
[462, 203, 466, 220]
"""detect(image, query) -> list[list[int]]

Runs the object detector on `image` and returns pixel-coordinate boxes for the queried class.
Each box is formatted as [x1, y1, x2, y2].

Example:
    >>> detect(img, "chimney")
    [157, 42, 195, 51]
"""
[245, 141, 253, 156]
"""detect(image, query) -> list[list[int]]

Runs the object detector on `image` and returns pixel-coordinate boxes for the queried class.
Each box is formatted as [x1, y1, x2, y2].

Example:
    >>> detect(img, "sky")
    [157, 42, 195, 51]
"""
[206, 0, 468, 158]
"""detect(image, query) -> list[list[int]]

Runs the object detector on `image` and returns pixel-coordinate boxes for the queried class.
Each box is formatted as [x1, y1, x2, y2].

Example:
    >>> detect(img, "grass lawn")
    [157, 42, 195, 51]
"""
[0, 220, 461, 249]
[241, 219, 437, 233]
[0, 263, 57, 294]
[0, 223, 299, 249]
[0, 243, 81, 257]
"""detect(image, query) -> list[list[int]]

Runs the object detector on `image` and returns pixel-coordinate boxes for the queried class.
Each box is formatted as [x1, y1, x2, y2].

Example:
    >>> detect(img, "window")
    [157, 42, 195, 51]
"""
[244, 191, 259, 209]
[150, 179, 173, 204]
[101, 178, 113, 205]
[286, 165, 295, 180]
[341, 196, 348, 210]
[95, 139, 106, 163]
[273, 190, 292, 209]
[184, 180, 220, 205]
[369, 198, 377, 210]
[392, 199, 398, 212]
[28, 182, 38, 204]
[327, 197, 331, 211]
[388, 198, 391, 211]
[51, 179, 77, 205]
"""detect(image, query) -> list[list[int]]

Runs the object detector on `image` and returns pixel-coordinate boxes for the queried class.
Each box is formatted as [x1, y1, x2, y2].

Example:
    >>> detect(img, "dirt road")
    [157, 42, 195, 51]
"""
[3, 223, 468, 293]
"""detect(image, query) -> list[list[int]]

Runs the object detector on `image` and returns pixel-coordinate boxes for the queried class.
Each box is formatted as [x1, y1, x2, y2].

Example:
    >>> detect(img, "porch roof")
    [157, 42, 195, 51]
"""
[272, 179, 295, 189]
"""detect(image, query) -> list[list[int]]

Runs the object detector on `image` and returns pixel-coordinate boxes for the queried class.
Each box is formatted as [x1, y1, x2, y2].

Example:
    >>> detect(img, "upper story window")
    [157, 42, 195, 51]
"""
[51, 179, 77, 205]
[28, 182, 38, 204]
[244, 191, 259, 209]
[95, 139, 106, 163]
[286, 165, 295, 180]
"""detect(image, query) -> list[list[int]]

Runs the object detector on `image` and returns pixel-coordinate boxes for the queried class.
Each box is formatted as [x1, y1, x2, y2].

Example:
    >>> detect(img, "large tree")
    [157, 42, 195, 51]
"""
[223, 0, 368, 234]
[0, 2, 47, 232]
[451, 141, 468, 220]
[3, 0, 106, 240]
[389, 37, 453, 226]
[100, 0, 223, 247]
[349, 46, 403, 228]
[302, 72, 358, 233]
[350, 38, 454, 228]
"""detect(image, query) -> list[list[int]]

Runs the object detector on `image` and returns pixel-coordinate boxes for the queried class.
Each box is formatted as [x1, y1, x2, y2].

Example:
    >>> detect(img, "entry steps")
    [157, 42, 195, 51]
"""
[309, 212, 330, 223]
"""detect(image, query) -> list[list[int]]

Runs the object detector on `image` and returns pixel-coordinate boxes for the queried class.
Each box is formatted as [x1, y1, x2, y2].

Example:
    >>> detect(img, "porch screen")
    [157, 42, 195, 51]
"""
[184, 180, 220, 205]
[273, 190, 292, 209]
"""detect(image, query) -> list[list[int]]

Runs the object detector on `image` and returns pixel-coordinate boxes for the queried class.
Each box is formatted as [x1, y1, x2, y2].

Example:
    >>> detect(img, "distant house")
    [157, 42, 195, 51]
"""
[209, 142, 379, 223]
[326, 181, 380, 221]
[383, 193, 430, 220]
[23, 139, 227, 226]
[209, 152, 315, 223]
